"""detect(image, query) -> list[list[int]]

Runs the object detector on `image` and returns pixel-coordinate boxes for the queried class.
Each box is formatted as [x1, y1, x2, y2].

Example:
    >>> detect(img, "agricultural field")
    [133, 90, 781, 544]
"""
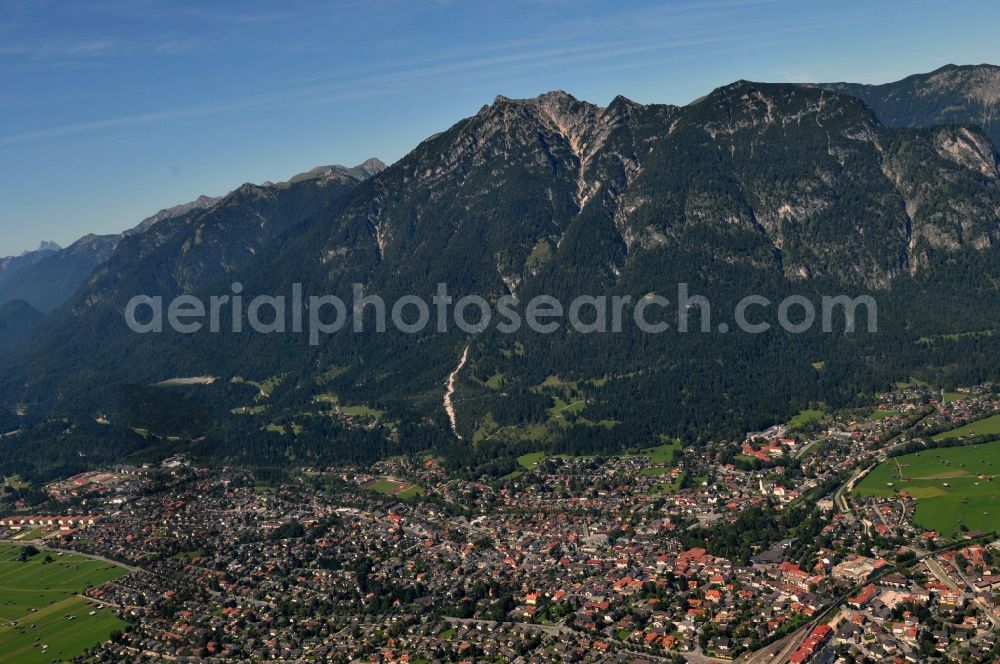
[932, 414, 1000, 441]
[0, 544, 127, 663]
[854, 441, 1000, 537]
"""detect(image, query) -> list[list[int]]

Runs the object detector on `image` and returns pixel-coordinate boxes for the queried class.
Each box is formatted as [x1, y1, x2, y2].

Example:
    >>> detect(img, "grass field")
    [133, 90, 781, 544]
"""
[508, 442, 682, 480]
[314, 394, 385, 419]
[484, 373, 504, 389]
[10, 527, 46, 541]
[638, 442, 682, 476]
[365, 479, 424, 500]
[516, 452, 546, 470]
[0, 596, 125, 664]
[0, 544, 127, 663]
[635, 440, 681, 464]
[789, 409, 824, 429]
[932, 414, 1000, 441]
[871, 409, 902, 420]
[854, 440, 1000, 537]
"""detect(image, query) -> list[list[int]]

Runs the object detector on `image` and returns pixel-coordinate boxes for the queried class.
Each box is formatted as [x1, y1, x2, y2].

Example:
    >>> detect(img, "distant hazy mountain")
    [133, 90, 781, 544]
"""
[0, 241, 61, 285]
[823, 64, 1000, 147]
[125, 194, 224, 237]
[0, 234, 120, 313]
[63, 158, 384, 313]
[0, 193, 223, 313]
[286, 158, 387, 184]
[0, 299, 44, 358]
[0, 162, 385, 314]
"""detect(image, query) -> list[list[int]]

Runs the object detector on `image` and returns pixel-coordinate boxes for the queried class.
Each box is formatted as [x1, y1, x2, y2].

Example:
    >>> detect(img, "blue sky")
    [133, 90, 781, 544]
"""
[1, 0, 998, 256]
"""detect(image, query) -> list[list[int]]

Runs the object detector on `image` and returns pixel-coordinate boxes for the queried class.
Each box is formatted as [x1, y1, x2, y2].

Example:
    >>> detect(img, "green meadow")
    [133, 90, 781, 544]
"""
[789, 409, 824, 429]
[515, 452, 546, 471]
[932, 414, 1000, 441]
[0, 544, 127, 663]
[854, 441, 1000, 536]
[507, 440, 682, 480]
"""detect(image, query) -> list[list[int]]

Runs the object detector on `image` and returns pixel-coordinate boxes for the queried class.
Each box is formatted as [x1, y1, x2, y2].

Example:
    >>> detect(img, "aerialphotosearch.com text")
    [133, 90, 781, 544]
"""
[124, 282, 877, 345]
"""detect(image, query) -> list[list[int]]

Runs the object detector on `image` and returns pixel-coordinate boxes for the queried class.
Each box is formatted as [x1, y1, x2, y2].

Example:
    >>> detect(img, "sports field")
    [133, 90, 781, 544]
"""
[365, 479, 424, 499]
[0, 544, 127, 663]
[854, 440, 1000, 537]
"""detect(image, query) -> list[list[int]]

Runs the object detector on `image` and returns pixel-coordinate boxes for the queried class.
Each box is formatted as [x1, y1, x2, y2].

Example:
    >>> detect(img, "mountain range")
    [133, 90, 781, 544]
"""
[0, 241, 61, 285]
[2, 66, 1000, 479]
[823, 63, 1000, 148]
[0, 194, 223, 315]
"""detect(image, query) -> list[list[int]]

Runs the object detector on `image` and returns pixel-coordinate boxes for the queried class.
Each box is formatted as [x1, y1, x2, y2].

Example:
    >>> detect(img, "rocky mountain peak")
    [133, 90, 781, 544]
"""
[35, 241, 61, 253]
[693, 81, 880, 142]
[605, 95, 643, 116]
[287, 159, 387, 185]
[357, 157, 387, 178]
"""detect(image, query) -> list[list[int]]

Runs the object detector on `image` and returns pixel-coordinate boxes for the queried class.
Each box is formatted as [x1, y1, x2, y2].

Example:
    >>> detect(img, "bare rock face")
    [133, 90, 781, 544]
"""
[878, 125, 1000, 266]
[935, 127, 1000, 178]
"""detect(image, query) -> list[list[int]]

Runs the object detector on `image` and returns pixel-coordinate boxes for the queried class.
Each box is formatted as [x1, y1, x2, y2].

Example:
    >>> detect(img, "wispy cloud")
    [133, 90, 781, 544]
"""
[0, 5, 862, 147]
[779, 67, 817, 84]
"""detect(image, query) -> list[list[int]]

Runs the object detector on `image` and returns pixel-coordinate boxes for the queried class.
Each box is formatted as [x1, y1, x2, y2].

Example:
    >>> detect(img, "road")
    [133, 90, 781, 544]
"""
[924, 552, 1000, 629]
[741, 536, 999, 663]
[828, 408, 937, 526]
[444, 616, 703, 663]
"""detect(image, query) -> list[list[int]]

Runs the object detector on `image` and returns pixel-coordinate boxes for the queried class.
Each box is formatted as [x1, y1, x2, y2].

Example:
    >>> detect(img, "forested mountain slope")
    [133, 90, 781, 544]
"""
[2, 81, 1000, 478]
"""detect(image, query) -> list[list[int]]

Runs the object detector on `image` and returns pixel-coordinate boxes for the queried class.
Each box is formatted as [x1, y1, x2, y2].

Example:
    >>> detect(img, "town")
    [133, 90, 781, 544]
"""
[1, 385, 999, 663]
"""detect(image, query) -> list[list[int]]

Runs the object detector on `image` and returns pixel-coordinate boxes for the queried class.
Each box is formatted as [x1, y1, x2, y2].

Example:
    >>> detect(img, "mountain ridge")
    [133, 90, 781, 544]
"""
[3, 70, 1000, 475]
[0, 159, 387, 314]
[821, 63, 1000, 148]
